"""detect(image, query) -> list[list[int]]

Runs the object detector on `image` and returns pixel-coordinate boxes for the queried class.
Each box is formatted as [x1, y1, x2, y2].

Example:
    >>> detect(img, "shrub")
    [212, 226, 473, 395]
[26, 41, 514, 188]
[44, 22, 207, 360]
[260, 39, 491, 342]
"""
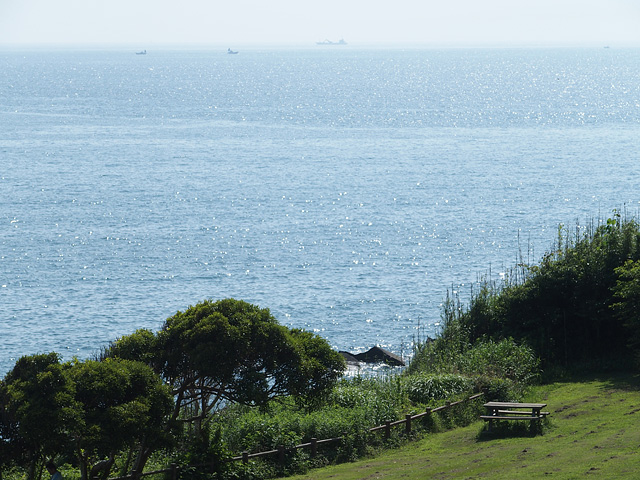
[328, 376, 407, 426]
[472, 376, 518, 402]
[214, 372, 485, 477]
[215, 401, 376, 477]
[402, 374, 473, 404]
[409, 336, 540, 386]
[457, 339, 540, 384]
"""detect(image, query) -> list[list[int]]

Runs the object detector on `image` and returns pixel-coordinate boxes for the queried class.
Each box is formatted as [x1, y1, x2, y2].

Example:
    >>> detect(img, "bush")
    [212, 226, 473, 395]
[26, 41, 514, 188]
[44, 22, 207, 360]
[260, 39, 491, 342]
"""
[473, 376, 518, 402]
[171, 425, 231, 480]
[212, 372, 485, 478]
[457, 339, 540, 384]
[328, 376, 407, 425]
[402, 374, 473, 404]
[409, 336, 540, 386]
[214, 398, 378, 472]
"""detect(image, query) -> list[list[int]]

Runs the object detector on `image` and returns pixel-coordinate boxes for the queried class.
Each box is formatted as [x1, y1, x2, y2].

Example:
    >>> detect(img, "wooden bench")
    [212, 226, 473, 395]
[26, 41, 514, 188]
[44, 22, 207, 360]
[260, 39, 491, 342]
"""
[480, 415, 542, 421]
[482, 402, 548, 431]
[495, 410, 550, 416]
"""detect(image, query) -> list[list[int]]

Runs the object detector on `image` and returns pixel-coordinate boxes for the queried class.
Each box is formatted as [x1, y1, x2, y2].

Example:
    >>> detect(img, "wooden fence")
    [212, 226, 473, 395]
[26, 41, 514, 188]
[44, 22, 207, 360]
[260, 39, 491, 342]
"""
[109, 392, 484, 480]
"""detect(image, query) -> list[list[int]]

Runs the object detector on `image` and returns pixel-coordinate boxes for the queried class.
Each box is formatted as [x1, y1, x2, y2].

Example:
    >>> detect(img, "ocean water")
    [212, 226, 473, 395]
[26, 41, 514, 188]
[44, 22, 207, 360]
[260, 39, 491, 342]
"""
[2, 47, 640, 375]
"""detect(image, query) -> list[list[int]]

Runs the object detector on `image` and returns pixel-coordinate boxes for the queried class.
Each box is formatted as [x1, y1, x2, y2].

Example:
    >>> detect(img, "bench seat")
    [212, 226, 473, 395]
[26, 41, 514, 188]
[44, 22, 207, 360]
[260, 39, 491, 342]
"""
[480, 415, 543, 421]
[496, 410, 549, 416]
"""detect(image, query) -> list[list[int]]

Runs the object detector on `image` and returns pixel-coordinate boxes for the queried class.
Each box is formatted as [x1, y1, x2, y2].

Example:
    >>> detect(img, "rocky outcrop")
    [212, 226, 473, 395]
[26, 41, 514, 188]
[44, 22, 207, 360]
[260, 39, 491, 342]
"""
[339, 346, 405, 367]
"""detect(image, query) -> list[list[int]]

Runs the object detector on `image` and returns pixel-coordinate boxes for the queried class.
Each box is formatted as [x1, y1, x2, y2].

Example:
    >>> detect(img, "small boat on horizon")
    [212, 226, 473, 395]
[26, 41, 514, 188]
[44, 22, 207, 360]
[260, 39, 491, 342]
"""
[227, 48, 238, 54]
[136, 50, 147, 55]
[316, 39, 347, 45]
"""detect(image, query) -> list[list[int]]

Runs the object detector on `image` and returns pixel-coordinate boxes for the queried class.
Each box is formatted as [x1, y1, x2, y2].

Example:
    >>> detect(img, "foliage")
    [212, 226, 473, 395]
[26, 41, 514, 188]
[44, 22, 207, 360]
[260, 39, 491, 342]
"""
[612, 259, 640, 367]
[213, 401, 363, 478]
[0, 354, 173, 480]
[402, 374, 473, 404]
[417, 215, 640, 372]
[104, 298, 345, 475]
[209, 372, 484, 478]
[287, 329, 348, 408]
[406, 291, 470, 376]
[107, 299, 345, 424]
[2, 356, 489, 480]
[457, 339, 540, 384]
[170, 424, 231, 480]
[328, 376, 407, 425]
[0, 353, 79, 480]
[65, 358, 174, 480]
[471, 376, 518, 402]
[410, 335, 539, 388]
[218, 377, 403, 458]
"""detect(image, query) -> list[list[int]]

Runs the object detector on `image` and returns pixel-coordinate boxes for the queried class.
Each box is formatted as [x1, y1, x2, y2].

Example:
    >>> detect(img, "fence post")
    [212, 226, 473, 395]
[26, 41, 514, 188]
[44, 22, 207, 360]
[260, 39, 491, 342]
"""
[384, 421, 391, 439]
[423, 407, 432, 427]
[278, 445, 285, 465]
[311, 438, 317, 458]
[170, 463, 177, 480]
[242, 451, 249, 464]
[405, 414, 412, 435]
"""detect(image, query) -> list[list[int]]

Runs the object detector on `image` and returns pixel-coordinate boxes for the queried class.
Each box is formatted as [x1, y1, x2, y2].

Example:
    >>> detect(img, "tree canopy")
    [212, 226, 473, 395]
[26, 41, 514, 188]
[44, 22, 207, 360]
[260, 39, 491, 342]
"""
[0, 354, 173, 480]
[0, 353, 78, 480]
[66, 358, 173, 480]
[105, 298, 345, 475]
[108, 299, 345, 420]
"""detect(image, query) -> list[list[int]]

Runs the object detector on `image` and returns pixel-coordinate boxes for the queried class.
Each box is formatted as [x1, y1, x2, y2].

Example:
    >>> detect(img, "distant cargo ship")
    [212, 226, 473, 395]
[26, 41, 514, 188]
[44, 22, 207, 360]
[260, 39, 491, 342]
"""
[316, 39, 347, 45]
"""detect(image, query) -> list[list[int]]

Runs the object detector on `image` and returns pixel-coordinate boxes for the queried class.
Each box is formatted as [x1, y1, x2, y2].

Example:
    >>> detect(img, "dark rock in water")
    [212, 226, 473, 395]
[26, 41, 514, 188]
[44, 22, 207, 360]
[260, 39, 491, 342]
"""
[350, 346, 405, 366]
[339, 351, 360, 365]
[355, 346, 405, 366]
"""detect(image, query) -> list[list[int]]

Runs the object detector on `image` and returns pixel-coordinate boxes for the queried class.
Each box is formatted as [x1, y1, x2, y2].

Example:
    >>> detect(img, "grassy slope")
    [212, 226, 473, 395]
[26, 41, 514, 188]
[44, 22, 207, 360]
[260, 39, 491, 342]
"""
[284, 374, 640, 480]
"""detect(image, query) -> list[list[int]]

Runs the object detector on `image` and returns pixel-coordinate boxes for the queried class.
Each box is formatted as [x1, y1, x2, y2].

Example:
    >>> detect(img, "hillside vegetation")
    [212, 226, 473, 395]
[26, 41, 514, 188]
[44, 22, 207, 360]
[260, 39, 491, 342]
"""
[283, 373, 640, 479]
[410, 213, 640, 375]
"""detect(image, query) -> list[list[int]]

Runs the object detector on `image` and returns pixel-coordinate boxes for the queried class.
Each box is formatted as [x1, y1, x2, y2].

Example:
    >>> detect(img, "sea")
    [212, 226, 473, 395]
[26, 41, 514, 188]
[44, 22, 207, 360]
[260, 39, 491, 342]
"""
[2, 46, 640, 376]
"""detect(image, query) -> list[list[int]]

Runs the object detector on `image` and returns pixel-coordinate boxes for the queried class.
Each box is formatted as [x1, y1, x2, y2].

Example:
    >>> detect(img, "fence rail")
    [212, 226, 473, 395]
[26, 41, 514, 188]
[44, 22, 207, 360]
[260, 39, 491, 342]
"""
[108, 392, 484, 480]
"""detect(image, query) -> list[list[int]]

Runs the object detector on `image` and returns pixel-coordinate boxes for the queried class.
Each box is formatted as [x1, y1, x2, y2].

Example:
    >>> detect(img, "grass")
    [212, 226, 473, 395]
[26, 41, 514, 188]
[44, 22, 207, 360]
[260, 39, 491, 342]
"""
[281, 373, 640, 479]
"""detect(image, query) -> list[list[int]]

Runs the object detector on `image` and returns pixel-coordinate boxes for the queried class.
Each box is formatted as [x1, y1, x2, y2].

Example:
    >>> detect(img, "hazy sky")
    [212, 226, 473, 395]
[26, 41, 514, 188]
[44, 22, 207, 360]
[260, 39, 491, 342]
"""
[1, 0, 639, 47]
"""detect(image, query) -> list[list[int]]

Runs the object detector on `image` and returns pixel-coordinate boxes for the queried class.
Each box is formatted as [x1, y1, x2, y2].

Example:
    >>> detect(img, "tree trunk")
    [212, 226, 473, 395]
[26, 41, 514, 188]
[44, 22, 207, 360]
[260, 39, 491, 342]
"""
[26, 457, 37, 480]
[130, 442, 153, 480]
[76, 443, 89, 480]
[120, 445, 135, 476]
[89, 454, 115, 480]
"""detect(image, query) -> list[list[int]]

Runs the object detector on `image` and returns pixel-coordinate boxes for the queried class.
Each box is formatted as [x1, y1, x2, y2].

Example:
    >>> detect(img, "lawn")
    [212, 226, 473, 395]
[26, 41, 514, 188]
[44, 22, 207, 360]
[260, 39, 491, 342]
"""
[283, 373, 640, 479]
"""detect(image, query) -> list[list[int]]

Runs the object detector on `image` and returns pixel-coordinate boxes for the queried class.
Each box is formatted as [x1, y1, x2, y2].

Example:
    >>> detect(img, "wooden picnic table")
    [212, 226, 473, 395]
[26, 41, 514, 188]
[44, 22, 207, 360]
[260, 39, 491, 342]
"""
[481, 401, 549, 431]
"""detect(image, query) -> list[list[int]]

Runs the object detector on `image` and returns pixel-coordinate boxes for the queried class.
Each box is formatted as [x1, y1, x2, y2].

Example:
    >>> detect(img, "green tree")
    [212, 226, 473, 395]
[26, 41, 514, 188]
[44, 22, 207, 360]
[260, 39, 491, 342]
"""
[612, 259, 640, 366]
[288, 328, 348, 407]
[65, 358, 173, 480]
[107, 298, 345, 475]
[0, 353, 78, 480]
